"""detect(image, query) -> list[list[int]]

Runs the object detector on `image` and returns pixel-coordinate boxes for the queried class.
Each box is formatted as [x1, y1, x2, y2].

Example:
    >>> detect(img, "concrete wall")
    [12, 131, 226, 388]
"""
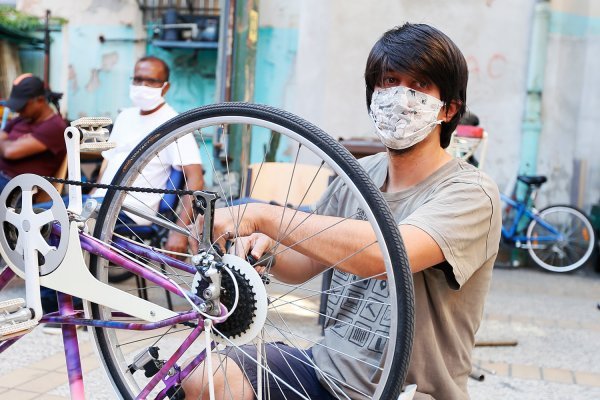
[15, 0, 599, 208]
[17, 0, 146, 120]
[258, 0, 598, 210]
[16, 0, 219, 119]
[278, 0, 536, 192]
[537, 0, 600, 209]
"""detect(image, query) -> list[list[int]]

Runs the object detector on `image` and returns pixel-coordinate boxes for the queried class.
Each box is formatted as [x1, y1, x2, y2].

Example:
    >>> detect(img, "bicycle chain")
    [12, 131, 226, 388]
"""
[42, 176, 196, 196]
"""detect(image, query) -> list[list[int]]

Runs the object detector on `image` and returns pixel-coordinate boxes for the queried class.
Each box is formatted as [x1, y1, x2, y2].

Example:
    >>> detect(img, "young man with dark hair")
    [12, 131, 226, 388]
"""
[0, 74, 67, 192]
[185, 23, 501, 400]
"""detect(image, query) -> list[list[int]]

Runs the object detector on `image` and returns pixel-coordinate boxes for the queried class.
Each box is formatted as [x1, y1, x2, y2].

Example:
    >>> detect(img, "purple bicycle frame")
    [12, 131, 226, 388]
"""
[0, 227, 224, 399]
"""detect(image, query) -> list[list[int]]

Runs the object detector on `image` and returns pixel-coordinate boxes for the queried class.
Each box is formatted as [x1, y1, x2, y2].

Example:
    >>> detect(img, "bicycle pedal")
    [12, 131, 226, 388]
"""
[0, 298, 37, 340]
[0, 319, 38, 340]
[0, 297, 26, 314]
[80, 141, 117, 153]
[71, 117, 112, 130]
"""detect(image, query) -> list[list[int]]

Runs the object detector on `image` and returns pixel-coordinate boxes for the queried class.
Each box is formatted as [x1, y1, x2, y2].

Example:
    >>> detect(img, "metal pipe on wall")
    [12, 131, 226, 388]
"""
[519, 0, 551, 178]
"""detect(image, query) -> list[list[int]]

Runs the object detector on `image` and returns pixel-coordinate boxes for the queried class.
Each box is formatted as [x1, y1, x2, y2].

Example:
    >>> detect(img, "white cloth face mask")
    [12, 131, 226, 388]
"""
[129, 84, 166, 111]
[369, 85, 444, 150]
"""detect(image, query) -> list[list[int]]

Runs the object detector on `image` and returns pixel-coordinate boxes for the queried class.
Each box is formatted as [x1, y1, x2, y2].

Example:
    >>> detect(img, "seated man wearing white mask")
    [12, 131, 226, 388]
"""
[93, 55, 204, 254]
[40, 56, 204, 329]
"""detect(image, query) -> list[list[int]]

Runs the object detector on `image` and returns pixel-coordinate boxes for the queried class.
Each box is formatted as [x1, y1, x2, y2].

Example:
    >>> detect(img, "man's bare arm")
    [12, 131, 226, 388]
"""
[0, 134, 48, 160]
[230, 232, 326, 284]
[165, 164, 204, 253]
[211, 203, 444, 280]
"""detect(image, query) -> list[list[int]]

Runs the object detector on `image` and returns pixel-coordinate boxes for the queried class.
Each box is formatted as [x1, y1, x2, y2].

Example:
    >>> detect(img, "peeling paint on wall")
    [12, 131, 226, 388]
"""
[68, 65, 78, 93]
[85, 69, 100, 92]
[101, 52, 119, 71]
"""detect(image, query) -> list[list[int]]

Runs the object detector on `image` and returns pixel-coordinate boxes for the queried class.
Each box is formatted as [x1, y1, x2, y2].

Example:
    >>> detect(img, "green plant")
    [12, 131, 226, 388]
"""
[0, 6, 66, 32]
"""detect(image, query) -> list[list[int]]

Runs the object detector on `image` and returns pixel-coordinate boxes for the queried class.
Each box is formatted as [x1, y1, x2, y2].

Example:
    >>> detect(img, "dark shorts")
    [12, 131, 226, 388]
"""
[224, 343, 335, 400]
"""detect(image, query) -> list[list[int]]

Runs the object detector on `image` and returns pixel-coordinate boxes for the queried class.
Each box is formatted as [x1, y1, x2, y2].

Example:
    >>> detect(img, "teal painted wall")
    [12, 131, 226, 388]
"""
[550, 10, 600, 36]
[66, 25, 137, 121]
[146, 44, 218, 112]
[146, 42, 219, 185]
[18, 30, 62, 93]
[250, 26, 298, 165]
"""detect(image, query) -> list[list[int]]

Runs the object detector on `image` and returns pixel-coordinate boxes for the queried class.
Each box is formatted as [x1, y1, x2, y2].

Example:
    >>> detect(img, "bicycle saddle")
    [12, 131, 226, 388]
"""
[517, 175, 547, 186]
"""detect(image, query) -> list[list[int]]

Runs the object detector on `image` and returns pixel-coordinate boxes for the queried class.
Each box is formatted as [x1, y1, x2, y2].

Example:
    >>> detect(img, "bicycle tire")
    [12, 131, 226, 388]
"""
[527, 205, 595, 272]
[89, 102, 414, 399]
[107, 268, 135, 283]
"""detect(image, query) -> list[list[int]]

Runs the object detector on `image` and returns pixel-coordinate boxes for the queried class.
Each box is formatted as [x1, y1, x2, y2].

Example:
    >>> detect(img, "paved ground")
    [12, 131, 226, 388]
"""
[468, 258, 600, 400]
[1, 255, 599, 399]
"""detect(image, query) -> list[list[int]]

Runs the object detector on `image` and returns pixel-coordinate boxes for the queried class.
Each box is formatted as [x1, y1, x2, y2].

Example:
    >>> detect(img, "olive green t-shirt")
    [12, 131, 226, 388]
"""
[311, 153, 501, 400]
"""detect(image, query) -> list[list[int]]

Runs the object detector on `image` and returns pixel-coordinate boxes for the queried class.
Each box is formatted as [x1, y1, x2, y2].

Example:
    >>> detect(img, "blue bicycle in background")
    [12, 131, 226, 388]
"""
[500, 175, 595, 272]
[450, 112, 596, 273]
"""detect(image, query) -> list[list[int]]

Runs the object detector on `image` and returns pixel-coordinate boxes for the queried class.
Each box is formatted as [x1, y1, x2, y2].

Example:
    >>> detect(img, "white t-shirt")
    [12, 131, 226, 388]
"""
[94, 104, 202, 224]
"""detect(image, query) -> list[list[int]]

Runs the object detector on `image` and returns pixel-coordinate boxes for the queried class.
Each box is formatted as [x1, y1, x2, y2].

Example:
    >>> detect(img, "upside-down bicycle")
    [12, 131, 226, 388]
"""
[0, 103, 414, 399]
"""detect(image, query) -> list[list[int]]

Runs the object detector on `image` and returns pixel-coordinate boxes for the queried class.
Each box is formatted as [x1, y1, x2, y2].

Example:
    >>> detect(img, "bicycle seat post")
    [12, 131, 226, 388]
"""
[529, 187, 539, 209]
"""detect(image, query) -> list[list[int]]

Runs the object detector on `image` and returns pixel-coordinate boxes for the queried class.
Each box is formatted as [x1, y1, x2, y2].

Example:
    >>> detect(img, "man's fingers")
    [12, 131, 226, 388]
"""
[187, 224, 199, 253]
[229, 236, 252, 258]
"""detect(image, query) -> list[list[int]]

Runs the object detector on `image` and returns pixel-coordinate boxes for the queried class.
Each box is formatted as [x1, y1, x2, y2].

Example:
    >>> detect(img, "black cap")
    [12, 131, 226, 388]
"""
[6, 74, 46, 112]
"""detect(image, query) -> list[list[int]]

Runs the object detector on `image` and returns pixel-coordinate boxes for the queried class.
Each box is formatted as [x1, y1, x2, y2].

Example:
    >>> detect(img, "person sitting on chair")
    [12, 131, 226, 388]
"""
[91, 55, 204, 254]
[39, 56, 204, 329]
[0, 74, 67, 192]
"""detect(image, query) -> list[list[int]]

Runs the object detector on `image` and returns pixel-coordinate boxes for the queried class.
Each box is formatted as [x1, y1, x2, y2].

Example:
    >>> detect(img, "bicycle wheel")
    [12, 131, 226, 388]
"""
[88, 103, 414, 399]
[527, 205, 595, 272]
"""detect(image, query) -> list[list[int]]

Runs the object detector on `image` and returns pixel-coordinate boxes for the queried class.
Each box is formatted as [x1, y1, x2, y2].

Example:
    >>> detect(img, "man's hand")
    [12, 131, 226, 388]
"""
[229, 232, 276, 274]
[188, 203, 265, 254]
[165, 231, 189, 255]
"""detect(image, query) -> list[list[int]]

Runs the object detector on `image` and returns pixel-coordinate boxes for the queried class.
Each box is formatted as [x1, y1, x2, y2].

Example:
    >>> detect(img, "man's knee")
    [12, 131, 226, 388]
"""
[181, 355, 253, 400]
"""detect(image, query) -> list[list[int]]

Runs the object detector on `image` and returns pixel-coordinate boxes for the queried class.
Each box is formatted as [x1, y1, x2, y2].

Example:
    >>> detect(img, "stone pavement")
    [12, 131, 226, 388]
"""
[468, 263, 600, 399]
[1, 261, 599, 399]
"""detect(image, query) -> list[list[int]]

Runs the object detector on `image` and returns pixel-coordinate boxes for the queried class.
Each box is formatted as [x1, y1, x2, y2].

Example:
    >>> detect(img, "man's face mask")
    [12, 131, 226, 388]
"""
[129, 84, 165, 111]
[369, 85, 444, 150]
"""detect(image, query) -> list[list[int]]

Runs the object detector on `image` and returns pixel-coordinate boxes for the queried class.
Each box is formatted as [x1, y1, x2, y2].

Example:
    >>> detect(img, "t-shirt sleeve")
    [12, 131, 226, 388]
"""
[167, 133, 202, 168]
[4, 117, 19, 132]
[102, 112, 126, 161]
[30, 116, 67, 156]
[311, 175, 342, 217]
[401, 175, 500, 288]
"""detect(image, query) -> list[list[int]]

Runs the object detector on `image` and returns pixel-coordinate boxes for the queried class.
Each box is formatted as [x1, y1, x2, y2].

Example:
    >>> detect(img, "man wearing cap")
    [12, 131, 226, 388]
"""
[0, 74, 67, 192]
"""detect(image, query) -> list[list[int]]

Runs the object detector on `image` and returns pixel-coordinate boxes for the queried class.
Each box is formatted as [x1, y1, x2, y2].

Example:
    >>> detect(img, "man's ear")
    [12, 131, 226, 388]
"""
[161, 82, 170, 97]
[444, 100, 461, 122]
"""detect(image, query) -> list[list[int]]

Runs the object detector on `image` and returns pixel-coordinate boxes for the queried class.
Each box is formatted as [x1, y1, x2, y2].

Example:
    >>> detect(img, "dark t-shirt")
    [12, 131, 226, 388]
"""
[0, 114, 67, 177]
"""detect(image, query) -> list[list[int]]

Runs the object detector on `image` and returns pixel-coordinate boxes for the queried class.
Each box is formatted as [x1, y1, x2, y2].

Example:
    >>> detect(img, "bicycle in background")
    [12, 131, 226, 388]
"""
[500, 175, 595, 272]
[447, 114, 595, 273]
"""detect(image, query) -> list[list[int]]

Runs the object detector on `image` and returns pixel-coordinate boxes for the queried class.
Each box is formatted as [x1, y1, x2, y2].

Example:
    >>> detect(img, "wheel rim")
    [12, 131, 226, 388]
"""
[527, 206, 595, 272]
[89, 104, 414, 399]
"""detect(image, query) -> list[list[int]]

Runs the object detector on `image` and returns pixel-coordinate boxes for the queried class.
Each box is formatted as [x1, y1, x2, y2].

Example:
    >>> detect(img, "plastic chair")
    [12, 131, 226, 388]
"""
[447, 125, 488, 169]
[242, 162, 333, 208]
[34, 156, 68, 203]
[0, 100, 9, 131]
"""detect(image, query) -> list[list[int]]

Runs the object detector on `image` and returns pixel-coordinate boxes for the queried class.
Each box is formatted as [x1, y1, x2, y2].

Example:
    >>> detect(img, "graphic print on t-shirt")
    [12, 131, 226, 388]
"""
[325, 206, 390, 353]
